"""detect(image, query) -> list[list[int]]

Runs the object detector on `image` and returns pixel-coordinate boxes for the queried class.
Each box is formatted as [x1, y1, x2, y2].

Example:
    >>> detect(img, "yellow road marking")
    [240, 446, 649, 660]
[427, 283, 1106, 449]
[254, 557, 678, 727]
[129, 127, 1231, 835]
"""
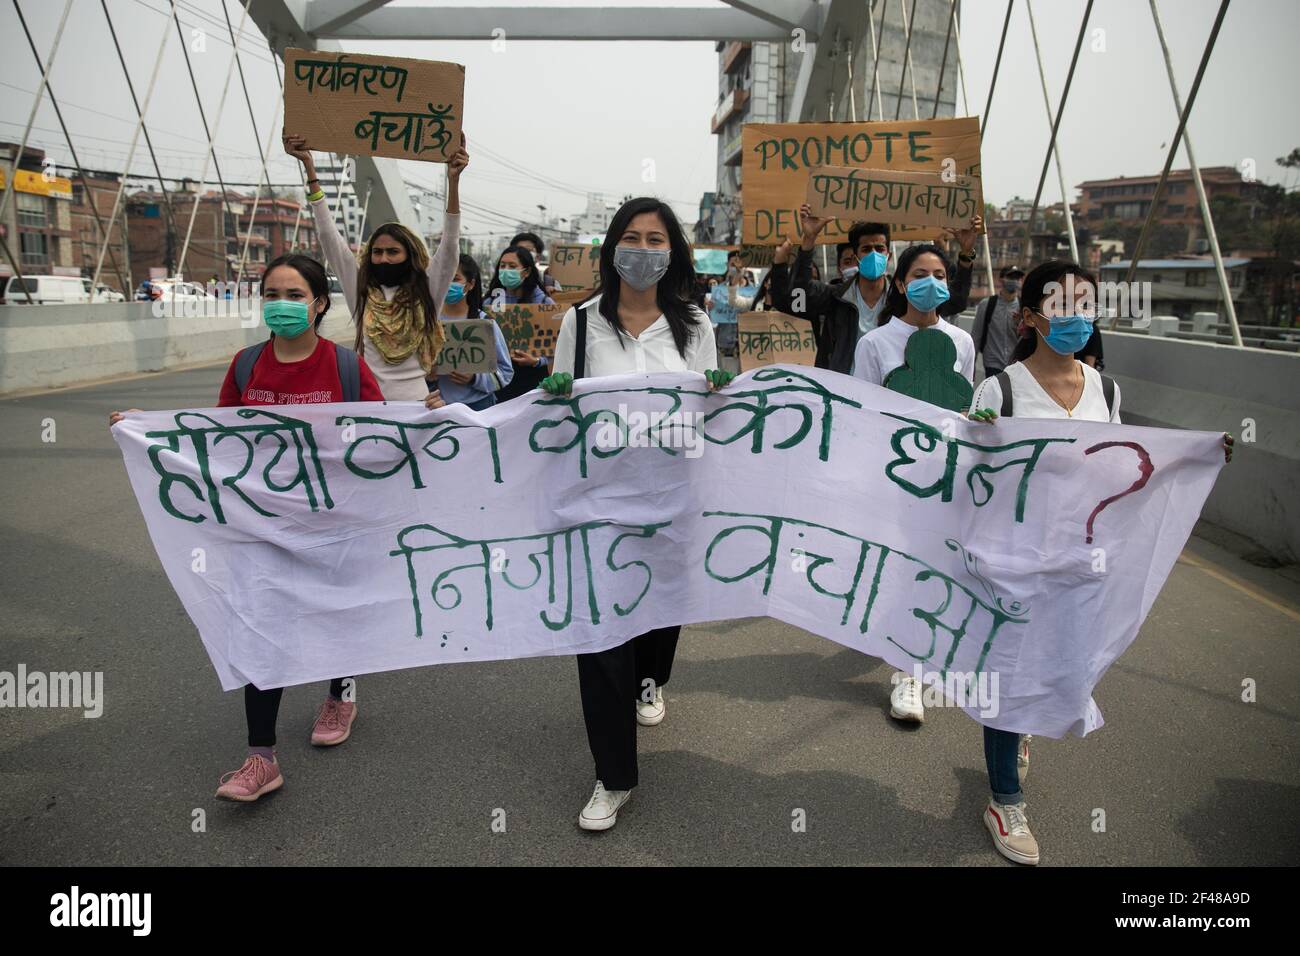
[1177, 552, 1300, 625]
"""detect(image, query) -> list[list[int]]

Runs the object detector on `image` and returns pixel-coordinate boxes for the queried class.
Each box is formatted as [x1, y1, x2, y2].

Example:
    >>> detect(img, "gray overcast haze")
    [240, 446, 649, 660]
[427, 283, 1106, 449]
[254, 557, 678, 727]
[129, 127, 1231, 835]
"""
[2, 0, 1297, 247]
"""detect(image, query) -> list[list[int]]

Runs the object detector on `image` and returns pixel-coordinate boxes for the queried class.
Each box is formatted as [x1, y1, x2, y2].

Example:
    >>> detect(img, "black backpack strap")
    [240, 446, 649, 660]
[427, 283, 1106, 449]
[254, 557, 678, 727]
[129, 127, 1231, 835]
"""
[1101, 373, 1116, 416]
[996, 369, 1013, 418]
[233, 340, 268, 396]
[976, 295, 998, 355]
[333, 342, 360, 402]
[573, 304, 588, 381]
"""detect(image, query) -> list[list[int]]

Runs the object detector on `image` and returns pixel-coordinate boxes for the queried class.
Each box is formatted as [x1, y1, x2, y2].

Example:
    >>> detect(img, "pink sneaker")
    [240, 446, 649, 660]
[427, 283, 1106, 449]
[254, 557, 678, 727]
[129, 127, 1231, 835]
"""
[216, 754, 283, 802]
[310, 697, 357, 746]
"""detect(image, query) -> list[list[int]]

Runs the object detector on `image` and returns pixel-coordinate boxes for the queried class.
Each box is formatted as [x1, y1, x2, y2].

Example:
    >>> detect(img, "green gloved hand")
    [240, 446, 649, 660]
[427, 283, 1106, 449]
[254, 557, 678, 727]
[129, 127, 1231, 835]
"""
[540, 372, 574, 396]
[705, 368, 735, 391]
[968, 407, 998, 423]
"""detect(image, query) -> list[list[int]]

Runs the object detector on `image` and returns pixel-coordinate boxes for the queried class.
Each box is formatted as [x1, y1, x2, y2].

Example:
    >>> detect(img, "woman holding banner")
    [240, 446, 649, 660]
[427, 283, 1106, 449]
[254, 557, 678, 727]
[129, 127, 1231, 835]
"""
[283, 132, 470, 401]
[424, 253, 514, 411]
[966, 259, 1233, 864]
[109, 252, 385, 802]
[537, 196, 732, 832]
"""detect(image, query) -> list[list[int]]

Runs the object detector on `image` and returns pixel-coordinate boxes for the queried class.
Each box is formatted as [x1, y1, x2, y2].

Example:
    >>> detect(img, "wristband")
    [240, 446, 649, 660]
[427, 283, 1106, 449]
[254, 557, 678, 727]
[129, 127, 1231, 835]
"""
[306, 188, 325, 202]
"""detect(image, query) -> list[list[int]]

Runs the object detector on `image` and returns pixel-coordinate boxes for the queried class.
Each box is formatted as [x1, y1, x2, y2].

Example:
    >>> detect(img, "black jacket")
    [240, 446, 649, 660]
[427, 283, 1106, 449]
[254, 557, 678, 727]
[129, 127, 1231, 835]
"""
[772, 247, 973, 374]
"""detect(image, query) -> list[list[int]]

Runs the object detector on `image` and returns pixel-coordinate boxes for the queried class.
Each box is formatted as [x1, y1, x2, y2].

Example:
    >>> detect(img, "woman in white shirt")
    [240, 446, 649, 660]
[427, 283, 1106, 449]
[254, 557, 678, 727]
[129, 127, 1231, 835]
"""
[853, 243, 977, 729]
[541, 196, 729, 832]
[851, 243, 976, 387]
[284, 132, 469, 401]
[967, 259, 1233, 866]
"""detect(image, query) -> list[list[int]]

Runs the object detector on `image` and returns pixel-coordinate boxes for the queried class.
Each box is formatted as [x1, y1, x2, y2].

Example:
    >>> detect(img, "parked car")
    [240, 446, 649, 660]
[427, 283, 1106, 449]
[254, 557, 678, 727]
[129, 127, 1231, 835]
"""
[2, 275, 92, 305]
[81, 279, 125, 303]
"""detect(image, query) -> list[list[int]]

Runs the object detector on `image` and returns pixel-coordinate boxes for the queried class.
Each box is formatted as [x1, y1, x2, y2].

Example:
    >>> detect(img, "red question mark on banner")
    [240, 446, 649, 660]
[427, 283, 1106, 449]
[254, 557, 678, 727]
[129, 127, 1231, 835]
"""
[1083, 441, 1154, 544]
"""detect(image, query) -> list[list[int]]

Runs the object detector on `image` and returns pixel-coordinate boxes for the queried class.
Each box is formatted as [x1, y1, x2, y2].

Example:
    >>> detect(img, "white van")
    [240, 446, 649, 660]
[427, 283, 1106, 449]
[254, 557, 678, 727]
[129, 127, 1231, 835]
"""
[3, 275, 92, 305]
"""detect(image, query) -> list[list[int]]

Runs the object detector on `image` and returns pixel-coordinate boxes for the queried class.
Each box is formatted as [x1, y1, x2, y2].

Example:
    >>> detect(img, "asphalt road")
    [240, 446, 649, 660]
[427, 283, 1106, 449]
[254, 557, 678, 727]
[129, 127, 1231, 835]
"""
[1, 361, 1297, 866]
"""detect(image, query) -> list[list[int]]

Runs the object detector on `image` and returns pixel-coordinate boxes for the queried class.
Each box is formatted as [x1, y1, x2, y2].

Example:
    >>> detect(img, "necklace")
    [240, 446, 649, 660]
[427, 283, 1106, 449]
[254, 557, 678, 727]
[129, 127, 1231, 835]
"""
[1028, 362, 1083, 416]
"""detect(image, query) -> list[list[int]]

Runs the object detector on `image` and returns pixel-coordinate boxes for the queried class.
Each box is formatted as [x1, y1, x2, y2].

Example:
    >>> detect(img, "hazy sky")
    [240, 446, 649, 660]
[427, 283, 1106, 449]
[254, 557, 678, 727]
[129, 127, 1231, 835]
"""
[2, 0, 1297, 247]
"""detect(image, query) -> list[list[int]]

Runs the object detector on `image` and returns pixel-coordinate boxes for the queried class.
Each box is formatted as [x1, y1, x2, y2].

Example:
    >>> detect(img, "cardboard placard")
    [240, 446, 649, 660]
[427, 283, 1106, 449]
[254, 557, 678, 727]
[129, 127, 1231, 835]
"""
[550, 289, 591, 306]
[491, 302, 568, 357]
[434, 320, 496, 374]
[806, 167, 980, 231]
[283, 48, 464, 162]
[737, 312, 817, 370]
[548, 244, 601, 290]
[741, 117, 982, 245]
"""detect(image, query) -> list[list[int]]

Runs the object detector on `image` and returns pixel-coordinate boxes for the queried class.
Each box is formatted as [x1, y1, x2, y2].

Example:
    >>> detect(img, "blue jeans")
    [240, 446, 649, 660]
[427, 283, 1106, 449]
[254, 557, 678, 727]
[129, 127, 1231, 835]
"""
[464, 393, 496, 411]
[984, 727, 1023, 805]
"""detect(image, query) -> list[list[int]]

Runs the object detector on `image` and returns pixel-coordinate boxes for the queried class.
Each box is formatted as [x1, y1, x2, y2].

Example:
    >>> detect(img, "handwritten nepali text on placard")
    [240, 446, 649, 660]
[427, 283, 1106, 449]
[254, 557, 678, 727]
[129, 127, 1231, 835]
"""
[741, 117, 982, 245]
[737, 312, 817, 370]
[547, 244, 601, 290]
[807, 167, 980, 231]
[284, 48, 464, 162]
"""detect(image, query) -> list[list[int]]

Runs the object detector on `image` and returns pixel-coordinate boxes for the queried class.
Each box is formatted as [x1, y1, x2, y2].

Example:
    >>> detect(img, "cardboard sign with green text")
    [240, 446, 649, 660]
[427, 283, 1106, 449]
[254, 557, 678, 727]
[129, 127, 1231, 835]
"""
[434, 320, 496, 374]
[806, 167, 981, 231]
[490, 302, 568, 358]
[284, 48, 464, 162]
[741, 117, 982, 245]
[737, 312, 817, 371]
[547, 244, 602, 290]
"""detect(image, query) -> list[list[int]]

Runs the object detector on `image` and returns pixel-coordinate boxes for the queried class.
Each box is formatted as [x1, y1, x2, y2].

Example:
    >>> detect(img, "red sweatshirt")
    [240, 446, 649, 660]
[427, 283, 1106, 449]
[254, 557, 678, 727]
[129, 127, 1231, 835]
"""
[218, 336, 384, 407]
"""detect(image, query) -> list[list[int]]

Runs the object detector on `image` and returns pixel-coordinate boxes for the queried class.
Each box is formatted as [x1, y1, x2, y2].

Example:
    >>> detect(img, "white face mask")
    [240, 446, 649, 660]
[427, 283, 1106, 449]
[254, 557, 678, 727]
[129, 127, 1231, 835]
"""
[613, 246, 670, 291]
[841, 266, 859, 281]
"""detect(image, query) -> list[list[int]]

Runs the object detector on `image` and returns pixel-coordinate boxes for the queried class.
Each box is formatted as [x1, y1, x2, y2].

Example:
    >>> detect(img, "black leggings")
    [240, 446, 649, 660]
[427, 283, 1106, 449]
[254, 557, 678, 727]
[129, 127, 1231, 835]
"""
[244, 677, 350, 748]
[576, 627, 681, 791]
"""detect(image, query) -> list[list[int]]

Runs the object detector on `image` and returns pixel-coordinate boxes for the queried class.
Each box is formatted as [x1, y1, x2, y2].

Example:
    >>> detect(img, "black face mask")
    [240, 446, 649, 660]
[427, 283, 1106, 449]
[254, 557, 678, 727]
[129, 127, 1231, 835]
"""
[371, 260, 412, 287]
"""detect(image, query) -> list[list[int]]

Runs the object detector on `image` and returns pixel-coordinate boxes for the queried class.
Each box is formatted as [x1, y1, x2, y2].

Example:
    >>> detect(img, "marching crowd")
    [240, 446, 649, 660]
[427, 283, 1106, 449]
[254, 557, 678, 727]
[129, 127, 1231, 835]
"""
[107, 131, 1232, 866]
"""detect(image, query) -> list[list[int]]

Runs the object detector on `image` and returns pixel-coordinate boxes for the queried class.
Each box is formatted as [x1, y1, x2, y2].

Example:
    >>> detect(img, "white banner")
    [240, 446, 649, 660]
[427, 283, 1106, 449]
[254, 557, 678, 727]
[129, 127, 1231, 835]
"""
[112, 367, 1223, 738]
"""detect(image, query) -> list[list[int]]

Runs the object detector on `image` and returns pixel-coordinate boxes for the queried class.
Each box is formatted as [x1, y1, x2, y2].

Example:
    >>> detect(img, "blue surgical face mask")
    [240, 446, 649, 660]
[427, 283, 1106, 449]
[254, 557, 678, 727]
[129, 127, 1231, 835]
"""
[445, 282, 466, 305]
[1038, 312, 1095, 355]
[858, 250, 888, 280]
[499, 268, 523, 289]
[903, 275, 950, 313]
[263, 298, 313, 338]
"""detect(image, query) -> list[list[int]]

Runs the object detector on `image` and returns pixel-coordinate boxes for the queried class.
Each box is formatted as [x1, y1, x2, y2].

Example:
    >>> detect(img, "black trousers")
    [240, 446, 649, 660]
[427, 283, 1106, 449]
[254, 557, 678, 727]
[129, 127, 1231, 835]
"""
[244, 677, 350, 747]
[576, 626, 681, 791]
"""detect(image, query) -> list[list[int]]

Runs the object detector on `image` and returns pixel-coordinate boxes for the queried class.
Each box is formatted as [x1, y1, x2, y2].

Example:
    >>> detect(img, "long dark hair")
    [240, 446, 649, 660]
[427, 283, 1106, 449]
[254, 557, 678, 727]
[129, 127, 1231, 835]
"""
[1011, 259, 1097, 362]
[354, 222, 438, 352]
[261, 253, 331, 330]
[591, 196, 701, 357]
[488, 245, 543, 304]
[882, 243, 954, 324]
[458, 253, 484, 317]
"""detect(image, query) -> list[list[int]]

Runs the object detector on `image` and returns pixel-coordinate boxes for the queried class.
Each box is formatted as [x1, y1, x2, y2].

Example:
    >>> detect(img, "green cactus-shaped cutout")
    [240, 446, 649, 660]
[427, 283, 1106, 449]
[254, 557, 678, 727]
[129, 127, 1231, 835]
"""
[883, 326, 973, 412]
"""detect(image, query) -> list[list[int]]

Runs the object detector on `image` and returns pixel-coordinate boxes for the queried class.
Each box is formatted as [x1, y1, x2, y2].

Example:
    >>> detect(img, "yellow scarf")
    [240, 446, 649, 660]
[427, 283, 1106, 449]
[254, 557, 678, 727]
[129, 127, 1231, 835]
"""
[356, 223, 444, 373]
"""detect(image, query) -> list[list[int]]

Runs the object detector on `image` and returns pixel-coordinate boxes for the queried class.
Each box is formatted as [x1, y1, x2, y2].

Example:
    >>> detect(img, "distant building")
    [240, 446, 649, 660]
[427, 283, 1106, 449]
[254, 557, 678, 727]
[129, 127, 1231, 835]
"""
[68, 168, 132, 293]
[570, 193, 615, 238]
[0, 141, 76, 284]
[1099, 257, 1252, 322]
[315, 158, 363, 247]
[1075, 167, 1265, 253]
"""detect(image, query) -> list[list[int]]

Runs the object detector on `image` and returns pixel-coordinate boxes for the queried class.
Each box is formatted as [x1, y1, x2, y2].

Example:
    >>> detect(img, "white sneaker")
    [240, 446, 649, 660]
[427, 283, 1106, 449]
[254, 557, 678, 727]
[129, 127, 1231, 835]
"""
[889, 674, 924, 723]
[635, 686, 665, 726]
[1018, 734, 1031, 783]
[578, 780, 632, 831]
[984, 800, 1040, 865]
